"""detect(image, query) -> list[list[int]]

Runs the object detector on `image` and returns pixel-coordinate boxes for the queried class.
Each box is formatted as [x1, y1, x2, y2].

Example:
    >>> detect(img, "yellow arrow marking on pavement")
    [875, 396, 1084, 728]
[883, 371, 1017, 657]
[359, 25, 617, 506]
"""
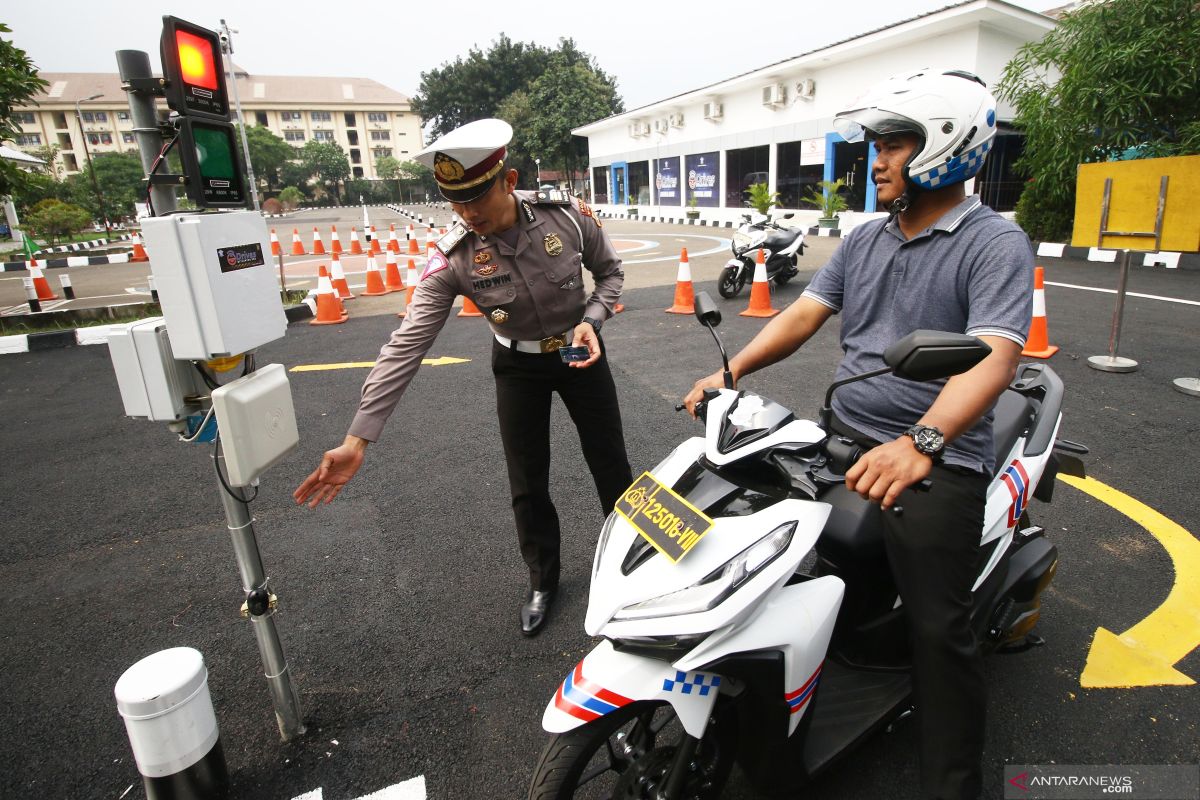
[1059, 474, 1200, 688]
[289, 357, 470, 372]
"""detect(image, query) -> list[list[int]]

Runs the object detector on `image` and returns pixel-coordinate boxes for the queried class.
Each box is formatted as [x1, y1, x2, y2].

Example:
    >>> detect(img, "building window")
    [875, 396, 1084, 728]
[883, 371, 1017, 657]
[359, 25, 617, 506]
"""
[344, 112, 356, 127]
[776, 141, 824, 210]
[724, 145, 769, 207]
[311, 111, 332, 122]
[16, 134, 42, 146]
[284, 130, 306, 142]
[346, 131, 359, 146]
[63, 153, 79, 171]
[373, 147, 392, 158]
[117, 111, 130, 122]
[313, 130, 335, 142]
[350, 148, 361, 164]
[255, 111, 268, 126]
[54, 113, 69, 129]
[685, 152, 720, 208]
[353, 167, 364, 178]
[281, 111, 303, 122]
[122, 132, 135, 144]
[16, 111, 35, 125]
[81, 111, 109, 123]
[593, 166, 610, 204]
[57, 132, 72, 148]
[367, 112, 388, 123]
[370, 130, 390, 141]
[628, 161, 650, 204]
[88, 133, 113, 145]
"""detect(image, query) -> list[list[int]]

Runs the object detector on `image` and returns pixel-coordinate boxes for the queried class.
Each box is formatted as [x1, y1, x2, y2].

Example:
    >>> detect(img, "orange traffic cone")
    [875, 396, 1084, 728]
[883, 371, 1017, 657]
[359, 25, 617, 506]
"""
[665, 248, 695, 314]
[130, 233, 149, 263]
[740, 248, 780, 318]
[270, 228, 282, 257]
[291, 228, 306, 255]
[312, 227, 327, 256]
[458, 296, 484, 317]
[369, 226, 382, 255]
[310, 266, 347, 325]
[362, 254, 388, 296]
[384, 249, 404, 292]
[615, 303, 625, 313]
[407, 237, 420, 256]
[349, 227, 364, 255]
[330, 225, 343, 254]
[1022, 266, 1059, 358]
[29, 259, 58, 301]
[330, 252, 354, 299]
[399, 259, 418, 318]
[387, 224, 400, 253]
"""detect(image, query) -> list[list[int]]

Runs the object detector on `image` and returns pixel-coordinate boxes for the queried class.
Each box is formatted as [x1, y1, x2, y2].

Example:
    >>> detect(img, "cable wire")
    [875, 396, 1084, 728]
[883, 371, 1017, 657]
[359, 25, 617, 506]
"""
[213, 431, 258, 503]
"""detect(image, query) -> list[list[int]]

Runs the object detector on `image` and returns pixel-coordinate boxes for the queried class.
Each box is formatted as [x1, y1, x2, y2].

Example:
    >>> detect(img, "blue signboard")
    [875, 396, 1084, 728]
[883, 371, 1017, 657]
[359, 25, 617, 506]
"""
[685, 152, 720, 208]
[654, 157, 681, 206]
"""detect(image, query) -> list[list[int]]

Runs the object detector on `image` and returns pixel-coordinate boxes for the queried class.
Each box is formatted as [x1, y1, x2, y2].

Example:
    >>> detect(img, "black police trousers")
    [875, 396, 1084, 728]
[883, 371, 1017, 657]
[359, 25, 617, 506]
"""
[492, 337, 633, 592]
[833, 416, 989, 800]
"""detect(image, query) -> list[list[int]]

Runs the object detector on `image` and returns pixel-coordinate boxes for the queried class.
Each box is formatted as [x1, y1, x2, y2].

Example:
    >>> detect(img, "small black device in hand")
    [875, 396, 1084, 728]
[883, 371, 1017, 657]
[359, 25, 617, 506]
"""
[558, 346, 590, 363]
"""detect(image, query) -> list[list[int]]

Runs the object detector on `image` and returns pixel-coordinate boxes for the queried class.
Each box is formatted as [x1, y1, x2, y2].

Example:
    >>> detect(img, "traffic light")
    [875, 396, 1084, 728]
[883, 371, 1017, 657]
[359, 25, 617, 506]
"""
[159, 15, 248, 209]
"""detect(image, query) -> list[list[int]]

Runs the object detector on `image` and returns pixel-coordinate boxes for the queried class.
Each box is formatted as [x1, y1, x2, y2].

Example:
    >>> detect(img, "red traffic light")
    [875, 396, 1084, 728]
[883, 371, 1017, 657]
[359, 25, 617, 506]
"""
[160, 16, 229, 121]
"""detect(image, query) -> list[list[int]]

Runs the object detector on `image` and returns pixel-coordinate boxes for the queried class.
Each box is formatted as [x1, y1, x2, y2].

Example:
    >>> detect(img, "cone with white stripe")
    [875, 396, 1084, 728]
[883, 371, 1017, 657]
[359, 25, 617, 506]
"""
[405, 223, 415, 241]
[665, 248, 694, 314]
[349, 227, 364, 255]
[311, 227, 327, 255]
[1022, 266, 1058, 358]
[130, 233, 149, 263]
[310, 265, 347, 325]
[29, 259, 58, 301]
[387, 224, 400, 253]
[291, 228, 306, 255]
[330, 252, 354, 299]
[369, 226, 382, 255]
[270, 228, 282, 257]
[384, 249, 404, 292]
[458, 297, 484, 317]
[330, 225, 343, 254]
[362, 253, 388, 296]
[740, 248, 780, 318]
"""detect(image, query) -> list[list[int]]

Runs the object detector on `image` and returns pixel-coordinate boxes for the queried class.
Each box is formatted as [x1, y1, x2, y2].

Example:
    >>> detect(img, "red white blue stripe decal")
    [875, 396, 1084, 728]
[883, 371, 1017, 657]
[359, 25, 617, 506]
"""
[785, 662, 823, 715]
[553, 662, 635, 723]
[1002, 460, 1030, 527]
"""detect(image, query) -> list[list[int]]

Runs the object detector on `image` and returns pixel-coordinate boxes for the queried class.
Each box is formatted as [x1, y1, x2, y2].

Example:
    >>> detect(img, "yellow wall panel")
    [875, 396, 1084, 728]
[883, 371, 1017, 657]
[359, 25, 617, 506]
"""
[1072, 156, 1200, 252]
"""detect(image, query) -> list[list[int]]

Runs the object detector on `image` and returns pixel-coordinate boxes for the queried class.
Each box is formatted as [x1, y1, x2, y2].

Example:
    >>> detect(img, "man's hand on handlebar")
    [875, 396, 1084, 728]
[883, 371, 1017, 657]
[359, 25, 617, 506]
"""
[844, 436, 934, 510]
[682, 371, 729, 419]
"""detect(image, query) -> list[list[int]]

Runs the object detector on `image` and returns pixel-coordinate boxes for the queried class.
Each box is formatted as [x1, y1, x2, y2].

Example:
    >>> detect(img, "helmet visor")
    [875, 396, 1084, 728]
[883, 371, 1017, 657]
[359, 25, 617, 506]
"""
[833, 110, 923, 143]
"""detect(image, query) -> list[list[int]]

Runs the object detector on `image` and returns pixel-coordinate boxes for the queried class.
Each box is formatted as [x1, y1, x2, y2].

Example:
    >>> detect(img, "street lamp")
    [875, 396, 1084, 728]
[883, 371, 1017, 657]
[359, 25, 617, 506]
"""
[535, 158, 542, 187]
[74, 93, 111, 235]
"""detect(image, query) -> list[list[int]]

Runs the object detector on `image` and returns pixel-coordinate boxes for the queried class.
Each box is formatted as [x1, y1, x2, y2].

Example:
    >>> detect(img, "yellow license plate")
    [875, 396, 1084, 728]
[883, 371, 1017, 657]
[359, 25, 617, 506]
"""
[614, 471, 714, 564]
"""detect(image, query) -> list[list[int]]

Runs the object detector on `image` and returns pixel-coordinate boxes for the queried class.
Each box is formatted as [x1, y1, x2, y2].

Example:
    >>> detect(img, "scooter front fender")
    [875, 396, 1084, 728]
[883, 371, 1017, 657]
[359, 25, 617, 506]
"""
[723, 257, 745, 273]
[542, 639, 721, 737]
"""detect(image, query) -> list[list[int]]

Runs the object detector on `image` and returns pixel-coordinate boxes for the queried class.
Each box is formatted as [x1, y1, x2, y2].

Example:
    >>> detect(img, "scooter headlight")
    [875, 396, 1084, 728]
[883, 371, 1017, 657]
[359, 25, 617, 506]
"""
[611, 521, 797, 620]
[732, 232, 752, 252]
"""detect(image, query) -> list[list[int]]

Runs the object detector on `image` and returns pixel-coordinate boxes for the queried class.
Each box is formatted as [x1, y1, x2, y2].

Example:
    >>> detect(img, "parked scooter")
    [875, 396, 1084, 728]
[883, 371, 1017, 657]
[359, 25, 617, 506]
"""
[529, 292, 1086, 799]
[718, 213, 805, 298]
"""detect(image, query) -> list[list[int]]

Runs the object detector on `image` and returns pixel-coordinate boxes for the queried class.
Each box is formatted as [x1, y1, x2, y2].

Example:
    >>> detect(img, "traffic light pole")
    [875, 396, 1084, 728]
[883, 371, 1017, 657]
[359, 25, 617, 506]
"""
[116, 50, 177, 215]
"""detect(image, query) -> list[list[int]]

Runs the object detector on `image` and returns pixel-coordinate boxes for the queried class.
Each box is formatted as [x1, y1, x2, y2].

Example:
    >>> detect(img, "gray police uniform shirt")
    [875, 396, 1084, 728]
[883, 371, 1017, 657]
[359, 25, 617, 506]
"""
[802, 196, 1033, 474]
[349, 190, 624, 442]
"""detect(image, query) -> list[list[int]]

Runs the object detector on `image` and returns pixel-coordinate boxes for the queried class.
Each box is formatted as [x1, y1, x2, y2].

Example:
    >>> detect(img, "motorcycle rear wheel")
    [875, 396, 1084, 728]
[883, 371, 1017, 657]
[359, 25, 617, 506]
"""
[718, 265, 746, 298]
[528, 700, 736, 800]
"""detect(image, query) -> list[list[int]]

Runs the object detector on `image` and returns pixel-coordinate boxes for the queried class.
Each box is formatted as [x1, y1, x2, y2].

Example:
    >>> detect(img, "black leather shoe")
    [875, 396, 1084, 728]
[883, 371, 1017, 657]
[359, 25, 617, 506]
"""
[520, 589, 555, 636]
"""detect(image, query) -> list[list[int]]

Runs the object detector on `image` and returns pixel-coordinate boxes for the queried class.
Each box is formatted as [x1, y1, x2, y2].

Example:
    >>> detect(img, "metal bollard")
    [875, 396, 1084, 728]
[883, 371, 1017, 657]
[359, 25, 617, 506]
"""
[1087, 249, 1139, 373]
[22, 277, 41, 313]
[59, 272, 76, 300]
[114, 647, 230, 799]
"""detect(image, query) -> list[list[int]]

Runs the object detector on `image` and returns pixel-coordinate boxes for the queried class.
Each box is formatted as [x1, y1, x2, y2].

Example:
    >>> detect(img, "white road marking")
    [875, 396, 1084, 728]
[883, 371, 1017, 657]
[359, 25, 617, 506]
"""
[1045, 281, 1200, 307]
[620, 234, 730, 265]
[291, 776, 426, 800]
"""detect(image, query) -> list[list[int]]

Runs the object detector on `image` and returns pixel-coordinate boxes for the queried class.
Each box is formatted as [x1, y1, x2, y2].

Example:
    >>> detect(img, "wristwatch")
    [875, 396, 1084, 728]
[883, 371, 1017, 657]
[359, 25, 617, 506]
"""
[904, 424, 945, 460]
[581, 316, 603, 334]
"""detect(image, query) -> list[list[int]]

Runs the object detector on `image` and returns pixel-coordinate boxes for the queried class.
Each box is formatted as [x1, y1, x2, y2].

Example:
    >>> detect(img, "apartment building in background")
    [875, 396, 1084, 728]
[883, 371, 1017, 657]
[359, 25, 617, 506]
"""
[12, 65, 423, 183]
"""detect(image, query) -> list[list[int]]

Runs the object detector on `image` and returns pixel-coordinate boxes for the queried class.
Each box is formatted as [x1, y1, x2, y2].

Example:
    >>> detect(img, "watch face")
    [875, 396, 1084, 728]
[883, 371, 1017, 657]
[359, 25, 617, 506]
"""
[913, 427, 944, 453]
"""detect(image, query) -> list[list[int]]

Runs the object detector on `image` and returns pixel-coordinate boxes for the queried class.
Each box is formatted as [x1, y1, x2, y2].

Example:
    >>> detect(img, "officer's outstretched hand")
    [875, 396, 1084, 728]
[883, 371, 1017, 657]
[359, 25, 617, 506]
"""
[569, 322, 602, 369]
[844, 436, 933, 510]
[293, 436, 368, 508]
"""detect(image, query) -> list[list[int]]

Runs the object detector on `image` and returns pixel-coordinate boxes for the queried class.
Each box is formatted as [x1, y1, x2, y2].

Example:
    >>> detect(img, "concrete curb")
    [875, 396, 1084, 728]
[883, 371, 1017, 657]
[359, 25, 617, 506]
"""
[1033, 241, 1197, 270]
[2, 252, 133, 272]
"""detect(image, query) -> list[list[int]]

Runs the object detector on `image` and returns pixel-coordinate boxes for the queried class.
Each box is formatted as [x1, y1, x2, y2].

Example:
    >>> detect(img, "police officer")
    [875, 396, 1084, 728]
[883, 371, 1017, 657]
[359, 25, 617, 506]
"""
[294, 119, 633, 636]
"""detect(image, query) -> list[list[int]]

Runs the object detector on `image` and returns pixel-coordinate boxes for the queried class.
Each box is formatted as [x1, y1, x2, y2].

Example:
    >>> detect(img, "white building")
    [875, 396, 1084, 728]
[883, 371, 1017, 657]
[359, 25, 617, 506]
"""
[574, 0, 1056, 229]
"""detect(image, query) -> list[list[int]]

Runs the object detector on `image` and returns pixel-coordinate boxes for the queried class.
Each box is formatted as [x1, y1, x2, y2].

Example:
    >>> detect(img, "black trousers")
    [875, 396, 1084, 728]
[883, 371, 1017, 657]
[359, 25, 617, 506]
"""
[833, 417, 988, 800]
[492, 338, 633, 592]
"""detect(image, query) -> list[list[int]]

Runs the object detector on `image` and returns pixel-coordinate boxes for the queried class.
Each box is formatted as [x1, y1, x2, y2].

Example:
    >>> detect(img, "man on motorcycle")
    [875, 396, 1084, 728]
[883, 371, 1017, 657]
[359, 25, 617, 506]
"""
[684, 69, 1034, 799]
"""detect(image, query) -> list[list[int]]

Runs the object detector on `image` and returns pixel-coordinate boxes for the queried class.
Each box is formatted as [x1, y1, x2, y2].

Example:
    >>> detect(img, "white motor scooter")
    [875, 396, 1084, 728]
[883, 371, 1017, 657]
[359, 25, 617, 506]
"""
[718, 213, 806, 299]
[529, 292, 1086, 799]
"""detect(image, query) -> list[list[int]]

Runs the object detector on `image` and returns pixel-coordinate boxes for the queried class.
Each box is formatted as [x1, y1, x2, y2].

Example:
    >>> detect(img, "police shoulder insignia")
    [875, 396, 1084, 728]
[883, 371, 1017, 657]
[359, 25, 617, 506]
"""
[421, 250, 450, 281]
[534, 189, 571, 205]
[520, 200, 536, 224]
[437, 223, 469, 254]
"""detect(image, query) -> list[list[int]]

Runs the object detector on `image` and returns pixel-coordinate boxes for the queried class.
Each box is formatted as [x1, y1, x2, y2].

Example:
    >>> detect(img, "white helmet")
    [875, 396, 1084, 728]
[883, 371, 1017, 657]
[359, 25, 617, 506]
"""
[834, 69, 997, 194]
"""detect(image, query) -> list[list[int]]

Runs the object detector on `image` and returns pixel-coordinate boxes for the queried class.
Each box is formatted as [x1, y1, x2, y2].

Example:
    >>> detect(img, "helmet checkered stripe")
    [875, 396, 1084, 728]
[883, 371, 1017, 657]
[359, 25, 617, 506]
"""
[913, 140, 992, 189]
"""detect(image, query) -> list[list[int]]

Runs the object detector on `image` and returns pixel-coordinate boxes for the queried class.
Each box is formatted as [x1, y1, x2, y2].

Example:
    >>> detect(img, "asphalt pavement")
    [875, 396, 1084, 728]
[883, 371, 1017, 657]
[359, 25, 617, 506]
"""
[1, 214, 1197, 799]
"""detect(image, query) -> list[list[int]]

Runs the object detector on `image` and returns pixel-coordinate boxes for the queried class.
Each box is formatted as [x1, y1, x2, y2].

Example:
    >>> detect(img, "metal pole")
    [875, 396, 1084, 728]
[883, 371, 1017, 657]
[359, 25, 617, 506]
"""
[219, 21, 260, 211]
[1087, 249, 1139, 373]
[277, 249, 287, 296]
[116, 50, 176, 216]
[75, 96, 111, 234]
[214, 453, 306, 741]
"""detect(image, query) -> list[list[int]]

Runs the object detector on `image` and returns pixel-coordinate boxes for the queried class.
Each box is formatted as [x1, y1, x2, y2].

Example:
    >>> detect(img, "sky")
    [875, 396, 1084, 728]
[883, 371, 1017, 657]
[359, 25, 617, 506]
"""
[5, 0, 1060, 111]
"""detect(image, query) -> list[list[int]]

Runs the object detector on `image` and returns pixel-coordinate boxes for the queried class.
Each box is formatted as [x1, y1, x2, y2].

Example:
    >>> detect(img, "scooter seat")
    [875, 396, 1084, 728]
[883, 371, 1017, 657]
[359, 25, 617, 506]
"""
[817, 484, 888, 561]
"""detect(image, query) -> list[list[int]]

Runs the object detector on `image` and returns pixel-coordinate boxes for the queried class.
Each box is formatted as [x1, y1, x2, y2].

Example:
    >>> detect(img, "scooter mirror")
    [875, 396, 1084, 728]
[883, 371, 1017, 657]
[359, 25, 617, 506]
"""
[782, 213, 795, 219]
[884, 330, 991, 382]
[694, 291, 722, 327]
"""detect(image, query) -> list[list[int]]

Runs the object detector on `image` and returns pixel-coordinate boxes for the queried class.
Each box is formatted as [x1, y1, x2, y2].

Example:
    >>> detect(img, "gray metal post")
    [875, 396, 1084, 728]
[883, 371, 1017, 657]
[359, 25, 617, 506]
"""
[219, 21, 260, 211]
[116, 50, 177, 215]
[214, 455, 306, 741]
[1087, 249, 1139, 373]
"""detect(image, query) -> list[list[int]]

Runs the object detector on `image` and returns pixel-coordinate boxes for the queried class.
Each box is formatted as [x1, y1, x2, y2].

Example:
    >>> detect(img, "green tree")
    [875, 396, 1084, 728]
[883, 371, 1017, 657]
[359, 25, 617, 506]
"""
[375, 154, 403, 200]
[68, 151, 144, 222]
[280, 160, 316, 196]
[300, 140, 351, 203]
[278, 186, 304, 211]
[0, 23, 49, 198]
[997, 0, 1200, 241]
[28, 144, 60, 179]
[26, 198, 91, 244]
[238, 124, 293, 192]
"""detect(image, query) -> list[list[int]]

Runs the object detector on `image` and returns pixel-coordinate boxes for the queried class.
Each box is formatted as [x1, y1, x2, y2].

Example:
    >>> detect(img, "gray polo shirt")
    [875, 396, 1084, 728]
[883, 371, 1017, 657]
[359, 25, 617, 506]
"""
[802, 196, 1033, 473]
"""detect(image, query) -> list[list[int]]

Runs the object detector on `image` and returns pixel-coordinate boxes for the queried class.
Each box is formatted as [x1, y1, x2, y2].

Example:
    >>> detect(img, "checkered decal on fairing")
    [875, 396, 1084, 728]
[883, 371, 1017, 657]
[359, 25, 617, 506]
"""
[662, 670, 722, 696]
[913, 139, 993, 190]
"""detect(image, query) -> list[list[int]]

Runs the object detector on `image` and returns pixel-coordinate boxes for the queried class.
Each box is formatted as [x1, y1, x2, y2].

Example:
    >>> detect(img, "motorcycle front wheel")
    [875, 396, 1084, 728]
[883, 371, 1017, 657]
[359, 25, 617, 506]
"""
[718, 265, 746, 298]
[528, 700, 736, 800]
